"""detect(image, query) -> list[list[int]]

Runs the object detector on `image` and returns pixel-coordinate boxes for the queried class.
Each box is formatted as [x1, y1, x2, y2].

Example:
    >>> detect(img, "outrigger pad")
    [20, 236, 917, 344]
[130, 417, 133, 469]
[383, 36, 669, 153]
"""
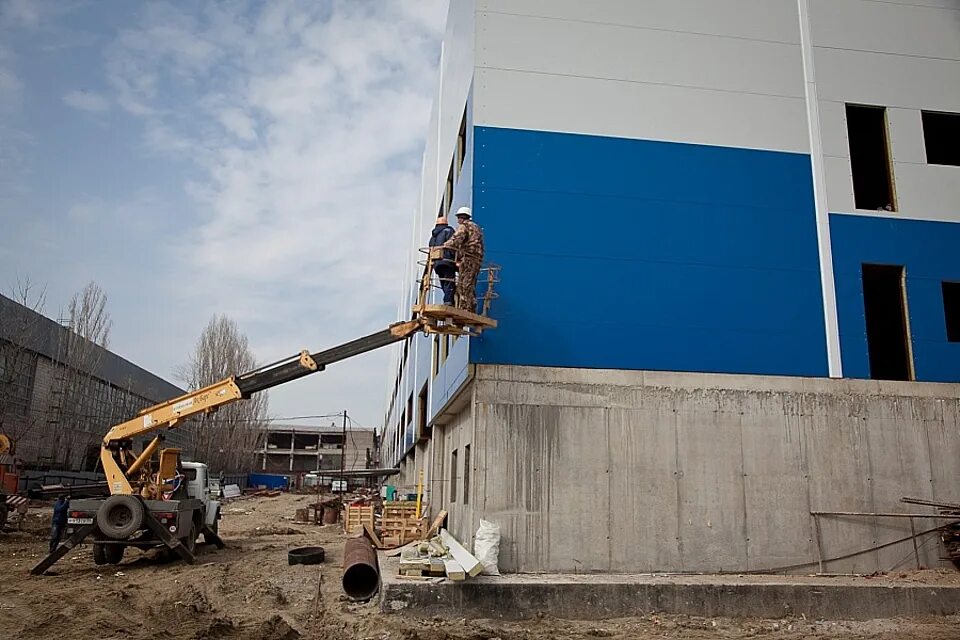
[202, 525, 225, 549]
[143, 513, 195, 564]
[30, 523, 97, 575]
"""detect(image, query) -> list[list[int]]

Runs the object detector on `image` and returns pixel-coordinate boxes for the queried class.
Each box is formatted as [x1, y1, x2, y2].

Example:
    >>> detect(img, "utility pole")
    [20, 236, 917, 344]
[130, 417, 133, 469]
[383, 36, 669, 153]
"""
[339, 410, 347, 508]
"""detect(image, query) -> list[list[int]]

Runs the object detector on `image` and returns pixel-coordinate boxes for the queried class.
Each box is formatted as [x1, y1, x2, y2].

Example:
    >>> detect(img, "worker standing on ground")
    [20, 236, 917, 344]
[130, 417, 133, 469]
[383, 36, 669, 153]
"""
[49, 494, 69, 553]
[429, 214, 457, 306]
[443, 206, 485, 313]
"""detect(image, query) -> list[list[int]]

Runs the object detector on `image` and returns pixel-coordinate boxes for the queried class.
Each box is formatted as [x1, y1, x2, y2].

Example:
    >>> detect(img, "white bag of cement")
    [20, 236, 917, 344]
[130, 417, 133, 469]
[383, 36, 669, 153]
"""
[474, 519, 501, 576]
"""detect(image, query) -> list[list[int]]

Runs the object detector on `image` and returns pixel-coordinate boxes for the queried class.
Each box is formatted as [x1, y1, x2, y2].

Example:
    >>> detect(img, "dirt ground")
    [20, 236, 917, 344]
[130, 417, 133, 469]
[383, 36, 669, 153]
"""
[1, 493, 958, 640]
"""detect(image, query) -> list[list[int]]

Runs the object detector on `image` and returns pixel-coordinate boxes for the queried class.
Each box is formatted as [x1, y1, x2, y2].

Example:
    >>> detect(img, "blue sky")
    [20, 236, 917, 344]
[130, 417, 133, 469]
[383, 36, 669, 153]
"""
[0, 0, 447, 427]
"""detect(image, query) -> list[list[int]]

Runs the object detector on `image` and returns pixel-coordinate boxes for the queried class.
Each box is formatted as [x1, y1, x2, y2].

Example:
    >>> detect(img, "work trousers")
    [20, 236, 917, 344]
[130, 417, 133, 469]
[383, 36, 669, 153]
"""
[457, 258, 481, 313]
[49, 523, 65, 553]
[434, 263, 457, 306]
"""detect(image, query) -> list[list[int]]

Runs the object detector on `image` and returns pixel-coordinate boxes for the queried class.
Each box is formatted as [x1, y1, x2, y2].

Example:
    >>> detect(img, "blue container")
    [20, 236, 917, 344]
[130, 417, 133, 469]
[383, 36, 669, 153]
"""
[248, 473, 290, 490]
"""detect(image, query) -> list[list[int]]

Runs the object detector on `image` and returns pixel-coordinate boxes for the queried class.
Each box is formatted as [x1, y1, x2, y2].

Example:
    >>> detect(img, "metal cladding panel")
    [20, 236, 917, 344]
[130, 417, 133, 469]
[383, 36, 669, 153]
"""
[819, 102, 960, 225]
[476, 11, 805, 98]
[812, 47, 960, 112]
[476, 0, 803, 44]
[473, 7, 809, 154]
[471, 126, 829, 377]
[811, 0, 960, 61]
[474, 68, 811, 154]
[830, 213, 960, 382]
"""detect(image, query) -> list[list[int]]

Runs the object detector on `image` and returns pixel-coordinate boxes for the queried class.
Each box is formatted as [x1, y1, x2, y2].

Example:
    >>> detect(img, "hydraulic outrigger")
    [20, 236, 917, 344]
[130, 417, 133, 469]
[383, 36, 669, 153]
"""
[31, 250, 497, 575]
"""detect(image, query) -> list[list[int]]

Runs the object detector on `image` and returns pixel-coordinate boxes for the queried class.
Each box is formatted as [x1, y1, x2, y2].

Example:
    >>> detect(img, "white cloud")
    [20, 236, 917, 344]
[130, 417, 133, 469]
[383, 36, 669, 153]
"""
[63, 89, 110, 112]
[101, 0, 448, 424]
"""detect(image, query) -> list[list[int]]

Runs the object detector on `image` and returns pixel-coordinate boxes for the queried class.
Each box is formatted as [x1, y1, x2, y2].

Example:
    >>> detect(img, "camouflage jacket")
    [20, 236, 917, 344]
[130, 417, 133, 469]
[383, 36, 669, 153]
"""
[443, 219, 485, 261]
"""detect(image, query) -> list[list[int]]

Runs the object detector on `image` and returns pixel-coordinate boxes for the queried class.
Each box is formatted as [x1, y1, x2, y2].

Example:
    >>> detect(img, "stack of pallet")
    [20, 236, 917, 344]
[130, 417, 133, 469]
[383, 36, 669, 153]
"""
[379, 501, 425, 547]
[343, 503, 375, 533]
[397, 529, 483, 581]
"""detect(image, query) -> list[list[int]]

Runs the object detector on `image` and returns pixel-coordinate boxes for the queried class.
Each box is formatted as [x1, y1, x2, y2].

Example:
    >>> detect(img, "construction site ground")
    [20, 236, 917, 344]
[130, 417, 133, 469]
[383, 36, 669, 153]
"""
[1, 493, 958, 640]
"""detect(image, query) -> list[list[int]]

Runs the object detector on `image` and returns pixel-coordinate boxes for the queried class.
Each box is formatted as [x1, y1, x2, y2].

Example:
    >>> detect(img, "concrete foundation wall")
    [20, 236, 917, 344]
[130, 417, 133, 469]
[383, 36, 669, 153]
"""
[468, 365, 960, 574]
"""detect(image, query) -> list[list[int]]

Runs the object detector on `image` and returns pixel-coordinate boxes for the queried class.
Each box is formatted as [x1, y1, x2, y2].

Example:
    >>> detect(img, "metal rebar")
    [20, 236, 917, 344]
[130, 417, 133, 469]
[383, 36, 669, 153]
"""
[810, 511, 960, 518]
[909, 517, 921, 569]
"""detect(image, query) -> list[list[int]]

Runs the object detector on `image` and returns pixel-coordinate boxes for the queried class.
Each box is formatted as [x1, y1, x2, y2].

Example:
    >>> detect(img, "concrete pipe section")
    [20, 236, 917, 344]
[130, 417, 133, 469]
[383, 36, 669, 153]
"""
[342, 536, 379, 601]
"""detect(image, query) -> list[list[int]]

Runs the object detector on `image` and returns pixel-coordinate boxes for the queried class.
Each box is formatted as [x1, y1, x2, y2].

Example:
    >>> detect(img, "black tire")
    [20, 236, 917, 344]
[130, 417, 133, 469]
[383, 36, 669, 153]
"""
[97, 495, 145, 540]
[0, 502, 8, 530]
[93, 543, 108, 565]
[288, 546, 325, 565]
[182, 521, 197, 555]
[105, 544, 125, 564]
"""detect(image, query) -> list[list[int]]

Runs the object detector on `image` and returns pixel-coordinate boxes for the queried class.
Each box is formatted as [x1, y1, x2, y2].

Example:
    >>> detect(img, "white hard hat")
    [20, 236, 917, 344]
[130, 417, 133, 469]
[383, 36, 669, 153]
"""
[455, 206, 472, 219]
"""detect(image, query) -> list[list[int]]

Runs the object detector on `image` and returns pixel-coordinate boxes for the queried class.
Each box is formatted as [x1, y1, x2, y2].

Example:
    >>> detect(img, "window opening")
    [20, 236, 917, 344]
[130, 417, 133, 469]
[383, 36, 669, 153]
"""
[846, 104, 896, 211]
[456, 110, 467, 179]
[462, 444, 471, 505]
[942, 282, 960, 343]
[450, 448, 458, 503]
[862, 264, 913, 381]
[417, 383, 429, 441]
[444, 164, 454, 216]
[922, 111, 960, 166]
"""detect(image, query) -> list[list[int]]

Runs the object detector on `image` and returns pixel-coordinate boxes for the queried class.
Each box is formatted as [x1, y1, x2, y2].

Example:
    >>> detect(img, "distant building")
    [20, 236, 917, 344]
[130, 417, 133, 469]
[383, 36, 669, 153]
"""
[255, 423, 376, 476]
[0, 293, 185, 472]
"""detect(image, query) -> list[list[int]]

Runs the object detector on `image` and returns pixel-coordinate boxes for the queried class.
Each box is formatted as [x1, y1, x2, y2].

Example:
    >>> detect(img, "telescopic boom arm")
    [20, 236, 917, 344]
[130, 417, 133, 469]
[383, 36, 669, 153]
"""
[100, 319, 422, 495]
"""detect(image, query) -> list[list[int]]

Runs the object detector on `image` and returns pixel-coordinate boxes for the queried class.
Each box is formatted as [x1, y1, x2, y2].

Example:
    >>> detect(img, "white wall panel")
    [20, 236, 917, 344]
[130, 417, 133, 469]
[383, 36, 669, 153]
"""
[421, 0, 475, 222]
[818, 100, 851, 159]
[887, 108, 929, 165]
[814, 48, 960, 111]
[474, 67, 810, 153]
[476, 11, 805, 99]
[811, 0, 960, 60]
[891, 163, 960, 222]
[823, 155, 857, 213]
[476, 0, 801, 44]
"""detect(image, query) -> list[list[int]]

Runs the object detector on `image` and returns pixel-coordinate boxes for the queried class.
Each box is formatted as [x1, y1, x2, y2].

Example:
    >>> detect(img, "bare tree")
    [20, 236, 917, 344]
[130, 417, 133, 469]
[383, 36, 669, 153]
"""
[49, 282, 113, 469]
[177, 315, 268, 473]
[0, 278, 47, 457]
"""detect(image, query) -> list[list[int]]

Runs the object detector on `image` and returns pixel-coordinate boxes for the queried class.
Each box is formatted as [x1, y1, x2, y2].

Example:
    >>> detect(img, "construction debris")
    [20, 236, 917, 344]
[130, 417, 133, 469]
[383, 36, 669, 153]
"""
[440, 528, 483, 577]
[393, 529, 483, 582]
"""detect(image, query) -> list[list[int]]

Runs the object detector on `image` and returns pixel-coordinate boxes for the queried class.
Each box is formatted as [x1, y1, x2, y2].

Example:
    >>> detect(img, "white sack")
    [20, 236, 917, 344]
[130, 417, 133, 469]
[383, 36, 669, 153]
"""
[474, 518, 501, 576]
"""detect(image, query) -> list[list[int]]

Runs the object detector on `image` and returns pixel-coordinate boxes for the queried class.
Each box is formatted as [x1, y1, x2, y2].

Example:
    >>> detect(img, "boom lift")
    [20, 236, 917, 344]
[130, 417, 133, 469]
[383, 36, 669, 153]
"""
[30, 257, 497, 575]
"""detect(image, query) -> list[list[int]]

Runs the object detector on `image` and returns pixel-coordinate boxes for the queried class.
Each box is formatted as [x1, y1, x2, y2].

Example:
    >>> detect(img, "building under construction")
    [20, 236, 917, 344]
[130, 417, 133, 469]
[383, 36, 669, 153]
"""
[381, 0, 960, 575]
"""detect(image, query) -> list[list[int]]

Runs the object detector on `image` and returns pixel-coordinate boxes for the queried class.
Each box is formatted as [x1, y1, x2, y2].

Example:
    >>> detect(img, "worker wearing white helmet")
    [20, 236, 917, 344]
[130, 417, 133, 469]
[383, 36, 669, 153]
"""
[443, 206, 485, 313]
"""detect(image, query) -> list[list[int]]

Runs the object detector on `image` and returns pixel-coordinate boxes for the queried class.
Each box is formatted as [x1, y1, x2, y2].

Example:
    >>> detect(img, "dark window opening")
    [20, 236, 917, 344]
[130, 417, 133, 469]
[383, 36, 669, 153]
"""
[444, 164, 454, 216]
[417, 383, 429, 441]
[455, 109, 467, 179]
[922, 111, 960, 166]
[862, 264, 913, 381]
[847, 104, 896, 211]
[450, 449, 458, 503]
[462, 444, 471, 505]
[943, 282, 960, 342]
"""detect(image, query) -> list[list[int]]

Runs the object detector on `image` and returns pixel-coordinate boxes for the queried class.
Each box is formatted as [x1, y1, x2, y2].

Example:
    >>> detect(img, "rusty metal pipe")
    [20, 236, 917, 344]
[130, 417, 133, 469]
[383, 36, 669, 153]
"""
[342, 536, 379, 601]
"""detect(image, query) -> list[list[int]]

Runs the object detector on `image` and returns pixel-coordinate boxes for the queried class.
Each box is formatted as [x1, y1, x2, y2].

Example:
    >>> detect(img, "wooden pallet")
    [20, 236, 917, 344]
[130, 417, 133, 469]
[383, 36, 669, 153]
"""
[381, 501, 425, 545]
[344, 504, 375, 534]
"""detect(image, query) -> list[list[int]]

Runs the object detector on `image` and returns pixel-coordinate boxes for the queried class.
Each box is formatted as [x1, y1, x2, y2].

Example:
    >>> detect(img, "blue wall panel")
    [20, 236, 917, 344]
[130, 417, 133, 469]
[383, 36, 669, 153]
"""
[830, 214, 960, 382]
[471, 126, 829, 377]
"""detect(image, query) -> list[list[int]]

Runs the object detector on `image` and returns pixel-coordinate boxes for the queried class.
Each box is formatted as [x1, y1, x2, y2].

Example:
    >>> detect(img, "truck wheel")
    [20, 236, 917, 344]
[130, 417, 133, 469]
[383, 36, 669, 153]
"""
[93, 543, 107, 565]
[97, 495, 145, 540]
[0, 503, 8, 530]
[105, 544, 125, 564]
[182, 522, 197, 555]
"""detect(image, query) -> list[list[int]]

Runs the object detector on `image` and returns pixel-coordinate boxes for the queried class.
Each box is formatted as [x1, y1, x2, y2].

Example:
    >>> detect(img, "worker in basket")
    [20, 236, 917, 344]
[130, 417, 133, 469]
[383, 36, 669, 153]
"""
[443, 206, 485, 313]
